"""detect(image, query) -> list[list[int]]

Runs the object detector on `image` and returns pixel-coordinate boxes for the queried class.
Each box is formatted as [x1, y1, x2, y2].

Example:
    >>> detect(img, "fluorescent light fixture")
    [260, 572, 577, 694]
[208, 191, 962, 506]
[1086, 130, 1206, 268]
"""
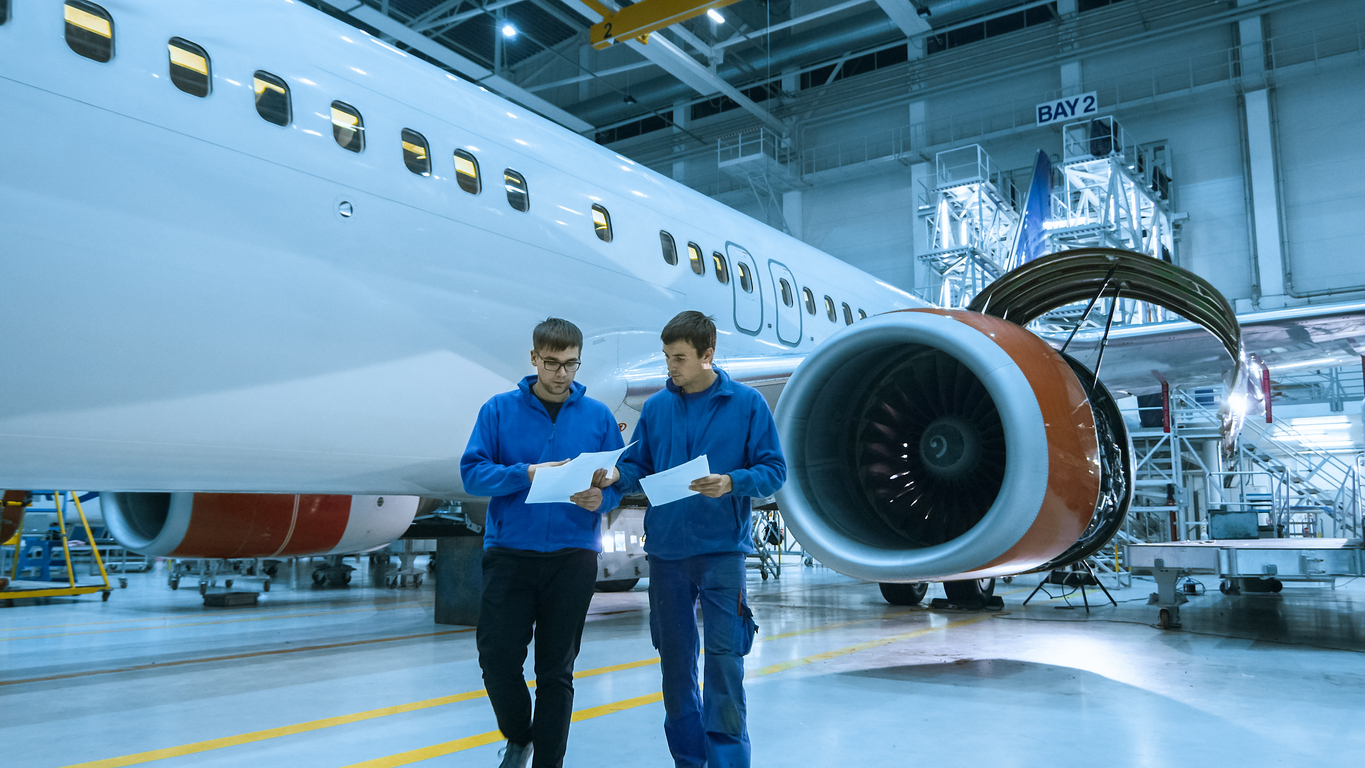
[1291, 416, 1351, 427]
[1275, 357, 1342, 371]
[502, 23, 517, 38]
[707, 9, 725, 23]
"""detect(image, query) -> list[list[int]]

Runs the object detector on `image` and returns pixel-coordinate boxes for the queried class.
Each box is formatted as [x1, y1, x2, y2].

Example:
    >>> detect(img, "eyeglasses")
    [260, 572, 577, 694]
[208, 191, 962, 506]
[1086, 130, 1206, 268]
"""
[538, 358, 581, 372]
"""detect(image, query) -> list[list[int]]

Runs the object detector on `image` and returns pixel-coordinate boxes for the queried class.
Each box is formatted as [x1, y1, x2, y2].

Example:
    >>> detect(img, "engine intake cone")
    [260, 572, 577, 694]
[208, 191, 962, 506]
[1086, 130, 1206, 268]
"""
[919, 416, 979, 478]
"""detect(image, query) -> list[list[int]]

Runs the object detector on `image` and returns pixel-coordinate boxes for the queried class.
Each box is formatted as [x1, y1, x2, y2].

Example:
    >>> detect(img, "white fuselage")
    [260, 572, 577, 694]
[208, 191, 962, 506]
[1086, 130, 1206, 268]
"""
[0, 0, 921, 498]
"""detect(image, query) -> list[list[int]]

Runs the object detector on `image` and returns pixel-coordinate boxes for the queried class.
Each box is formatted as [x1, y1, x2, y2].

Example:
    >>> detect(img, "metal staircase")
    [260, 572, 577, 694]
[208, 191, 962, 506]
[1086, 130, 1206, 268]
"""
[1127, 390, 1362, 545]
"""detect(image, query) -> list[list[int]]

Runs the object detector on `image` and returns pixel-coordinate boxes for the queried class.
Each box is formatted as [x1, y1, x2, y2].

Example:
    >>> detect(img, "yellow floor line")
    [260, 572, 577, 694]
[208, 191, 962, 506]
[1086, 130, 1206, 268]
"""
[53, 655, 662, 768]
[51, 590, 1006, 768]
[337, 614, 994, 768]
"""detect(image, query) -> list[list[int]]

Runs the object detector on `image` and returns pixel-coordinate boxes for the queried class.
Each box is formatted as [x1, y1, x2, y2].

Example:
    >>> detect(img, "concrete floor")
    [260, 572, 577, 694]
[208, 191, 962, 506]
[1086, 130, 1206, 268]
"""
[2, 558, 1363, 768]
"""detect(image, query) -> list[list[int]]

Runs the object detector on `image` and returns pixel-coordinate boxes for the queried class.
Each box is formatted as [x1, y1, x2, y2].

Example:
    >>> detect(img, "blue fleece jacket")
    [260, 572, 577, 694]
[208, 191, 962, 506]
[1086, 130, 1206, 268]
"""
[616, 367, 786, 559]
[461, 376, 624, 552]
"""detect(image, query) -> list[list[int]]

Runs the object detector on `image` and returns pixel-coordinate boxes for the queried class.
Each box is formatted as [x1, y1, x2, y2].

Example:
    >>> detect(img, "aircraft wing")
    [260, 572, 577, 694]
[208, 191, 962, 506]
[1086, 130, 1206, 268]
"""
[621, 354, 806, 413]
[1057, 301, 1365, 397]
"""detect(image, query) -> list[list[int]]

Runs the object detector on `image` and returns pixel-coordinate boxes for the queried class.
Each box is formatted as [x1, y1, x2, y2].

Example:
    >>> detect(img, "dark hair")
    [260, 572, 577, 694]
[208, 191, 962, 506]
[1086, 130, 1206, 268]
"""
[533, 317, 583, 353]
[661, 311, 716, 356]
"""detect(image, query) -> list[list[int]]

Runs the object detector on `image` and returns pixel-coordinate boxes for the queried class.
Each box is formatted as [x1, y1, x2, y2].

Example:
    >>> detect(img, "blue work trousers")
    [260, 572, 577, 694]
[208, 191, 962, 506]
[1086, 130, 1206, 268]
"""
[648, 553, 758, 768]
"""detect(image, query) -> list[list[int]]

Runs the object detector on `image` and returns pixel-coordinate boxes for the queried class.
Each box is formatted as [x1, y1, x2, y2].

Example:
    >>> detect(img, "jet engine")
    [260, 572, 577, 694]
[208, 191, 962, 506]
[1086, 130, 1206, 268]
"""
[102, 492, 418, 558]
[774, 249, 1244, 585]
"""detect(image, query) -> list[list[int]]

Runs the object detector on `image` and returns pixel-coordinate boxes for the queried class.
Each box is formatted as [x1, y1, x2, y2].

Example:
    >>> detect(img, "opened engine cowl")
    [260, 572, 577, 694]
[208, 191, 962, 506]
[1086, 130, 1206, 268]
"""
[102, 492, 419, 558]
[775, 309, 1106, 583]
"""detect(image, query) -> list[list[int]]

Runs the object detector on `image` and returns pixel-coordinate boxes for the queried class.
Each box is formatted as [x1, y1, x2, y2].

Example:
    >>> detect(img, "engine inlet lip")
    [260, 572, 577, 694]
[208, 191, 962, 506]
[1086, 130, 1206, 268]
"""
[775, 311, 1052, 582]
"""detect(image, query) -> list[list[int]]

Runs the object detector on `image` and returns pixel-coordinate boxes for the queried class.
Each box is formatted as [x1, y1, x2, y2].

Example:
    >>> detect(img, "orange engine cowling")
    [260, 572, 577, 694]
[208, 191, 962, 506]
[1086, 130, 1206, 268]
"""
[774, 309, 1132, 583]
[102, 492, 419, 558]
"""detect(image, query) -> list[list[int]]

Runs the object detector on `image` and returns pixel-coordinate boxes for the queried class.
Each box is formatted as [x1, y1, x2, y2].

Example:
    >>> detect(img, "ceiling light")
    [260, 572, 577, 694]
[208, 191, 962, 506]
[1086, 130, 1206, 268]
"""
[501, 23, 517, 38]
[707, 9, 725, 23]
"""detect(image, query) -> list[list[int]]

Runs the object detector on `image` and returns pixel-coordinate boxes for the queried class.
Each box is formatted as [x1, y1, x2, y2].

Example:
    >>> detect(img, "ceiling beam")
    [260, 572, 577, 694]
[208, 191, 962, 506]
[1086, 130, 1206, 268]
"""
[872, 0, 932, 37]
[317, 1, 594, 133]
[715, 0, 872, 51]
[559, 0, 788, 135]
[415, 0, 527, 34]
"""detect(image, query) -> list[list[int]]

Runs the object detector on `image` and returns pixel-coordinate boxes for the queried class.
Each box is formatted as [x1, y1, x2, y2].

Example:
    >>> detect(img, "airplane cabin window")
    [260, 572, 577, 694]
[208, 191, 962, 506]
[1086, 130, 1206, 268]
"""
[711, 252, 729, 284]
[803, 287, 816, 315]
[592, 204, 612, 242]
[737, 261, 753, 293]
[858, 309, 867, 320]
[842, 303, 854, 325]
[168, 38, 211, 98]
[687, 243, 705, 275]
[401, 129, 431, 176]
[779, 278, 794, 307]
[330, 101, 364, 153]
[659, 231, 678, 265]
[64, 2, 114, 63]
[824, 296, 836, 321]
[504, 169, 529, 212]
[453, 149, 481, 194]
[252, 71, 291, 126]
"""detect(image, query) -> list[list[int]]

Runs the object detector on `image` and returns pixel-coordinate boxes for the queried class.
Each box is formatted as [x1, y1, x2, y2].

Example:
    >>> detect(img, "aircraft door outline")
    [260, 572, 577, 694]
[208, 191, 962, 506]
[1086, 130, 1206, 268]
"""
[768, 260, 802, 347]
[726, 242, 763, 336]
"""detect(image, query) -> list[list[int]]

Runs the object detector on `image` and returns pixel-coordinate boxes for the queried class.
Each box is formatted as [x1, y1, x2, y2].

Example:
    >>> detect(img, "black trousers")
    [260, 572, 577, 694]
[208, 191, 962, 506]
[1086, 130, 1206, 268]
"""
[476, 548, 598, 768]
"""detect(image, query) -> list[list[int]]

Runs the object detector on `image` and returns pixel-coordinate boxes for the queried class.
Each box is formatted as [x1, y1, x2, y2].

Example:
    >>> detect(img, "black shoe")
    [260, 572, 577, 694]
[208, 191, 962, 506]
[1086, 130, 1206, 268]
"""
[497, 740, 533, 768]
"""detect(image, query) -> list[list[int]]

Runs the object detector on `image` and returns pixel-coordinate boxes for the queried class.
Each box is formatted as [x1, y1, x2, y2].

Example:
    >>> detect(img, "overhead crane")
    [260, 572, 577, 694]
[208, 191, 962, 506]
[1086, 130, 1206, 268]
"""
[585, 0, 743, 50]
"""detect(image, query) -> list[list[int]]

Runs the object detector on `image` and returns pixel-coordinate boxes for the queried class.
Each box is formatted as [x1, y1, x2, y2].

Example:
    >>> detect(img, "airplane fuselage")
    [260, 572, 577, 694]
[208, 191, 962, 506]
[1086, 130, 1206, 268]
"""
[0, 0, 920, 498]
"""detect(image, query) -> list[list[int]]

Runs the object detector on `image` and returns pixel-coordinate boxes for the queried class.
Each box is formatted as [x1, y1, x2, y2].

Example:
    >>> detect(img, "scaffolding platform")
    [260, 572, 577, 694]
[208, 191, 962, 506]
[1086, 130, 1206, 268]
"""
[0, 578, 114, 601]
[2, 491, 117, 602]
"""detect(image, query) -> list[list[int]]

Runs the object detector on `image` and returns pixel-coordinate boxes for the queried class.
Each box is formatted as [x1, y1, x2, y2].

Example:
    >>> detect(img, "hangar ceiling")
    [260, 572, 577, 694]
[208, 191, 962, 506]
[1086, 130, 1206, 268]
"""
[310, 0, 1314, 158]
[310, 0, 1074, 136]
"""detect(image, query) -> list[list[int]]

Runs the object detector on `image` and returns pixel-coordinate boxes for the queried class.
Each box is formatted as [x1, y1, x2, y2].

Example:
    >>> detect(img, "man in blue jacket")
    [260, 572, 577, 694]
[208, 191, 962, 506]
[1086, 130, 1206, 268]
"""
[600, 311, 786, 768]
[461, 318, 624, 768]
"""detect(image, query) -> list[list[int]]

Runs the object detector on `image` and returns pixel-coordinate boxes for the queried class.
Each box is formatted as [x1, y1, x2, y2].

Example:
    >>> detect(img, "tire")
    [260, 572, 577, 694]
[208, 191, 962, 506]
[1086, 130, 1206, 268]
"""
[169, 578, 179, 591]
[1269, 578, 1284, 593]
[199, 583, 207, 596]
[595, 578, 640, 592]
[340, 571, 352, 585]
[1158, 607, 1172, 629]
[943, 578, 996, 607]
[879, 582, 929, 606]
[263, 580, 271, 593]
[224, 579, 233, 589]
[413, 575, 423, 588]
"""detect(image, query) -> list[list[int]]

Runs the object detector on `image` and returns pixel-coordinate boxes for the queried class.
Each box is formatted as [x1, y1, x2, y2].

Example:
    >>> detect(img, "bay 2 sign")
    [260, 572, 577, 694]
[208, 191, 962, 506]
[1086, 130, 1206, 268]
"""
[1036, 92, 1099, 127]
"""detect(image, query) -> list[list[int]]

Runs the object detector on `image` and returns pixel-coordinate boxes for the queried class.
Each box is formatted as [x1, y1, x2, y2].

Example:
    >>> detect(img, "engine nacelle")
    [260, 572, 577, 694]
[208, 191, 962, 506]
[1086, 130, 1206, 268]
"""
[775, 309, 1131, 583]
[102, 492, 419, 558]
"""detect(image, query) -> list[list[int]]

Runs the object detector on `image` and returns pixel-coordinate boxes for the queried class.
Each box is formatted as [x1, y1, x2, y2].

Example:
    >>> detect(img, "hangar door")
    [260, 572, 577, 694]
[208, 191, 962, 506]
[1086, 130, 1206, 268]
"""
[727, 243, 763, 336]
[768, 260, 802, 346]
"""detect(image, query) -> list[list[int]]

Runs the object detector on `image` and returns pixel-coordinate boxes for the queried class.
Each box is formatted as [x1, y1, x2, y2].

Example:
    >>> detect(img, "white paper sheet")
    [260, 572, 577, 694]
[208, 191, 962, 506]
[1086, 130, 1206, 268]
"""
[525, 442, 635, 505]
[639, 455, 711, 507]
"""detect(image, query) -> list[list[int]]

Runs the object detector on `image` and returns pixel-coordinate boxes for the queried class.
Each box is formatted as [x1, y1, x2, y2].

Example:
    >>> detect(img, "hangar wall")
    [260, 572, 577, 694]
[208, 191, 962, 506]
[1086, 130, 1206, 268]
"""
[625, 0, 1365, 309]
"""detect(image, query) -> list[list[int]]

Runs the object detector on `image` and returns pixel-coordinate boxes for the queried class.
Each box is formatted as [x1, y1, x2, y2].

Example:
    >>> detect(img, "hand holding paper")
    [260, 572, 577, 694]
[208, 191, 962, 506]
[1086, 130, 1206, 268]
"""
[688, 473, 732, 498]
[525, 443, 635, 505]
[639, 455, 711, 507]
